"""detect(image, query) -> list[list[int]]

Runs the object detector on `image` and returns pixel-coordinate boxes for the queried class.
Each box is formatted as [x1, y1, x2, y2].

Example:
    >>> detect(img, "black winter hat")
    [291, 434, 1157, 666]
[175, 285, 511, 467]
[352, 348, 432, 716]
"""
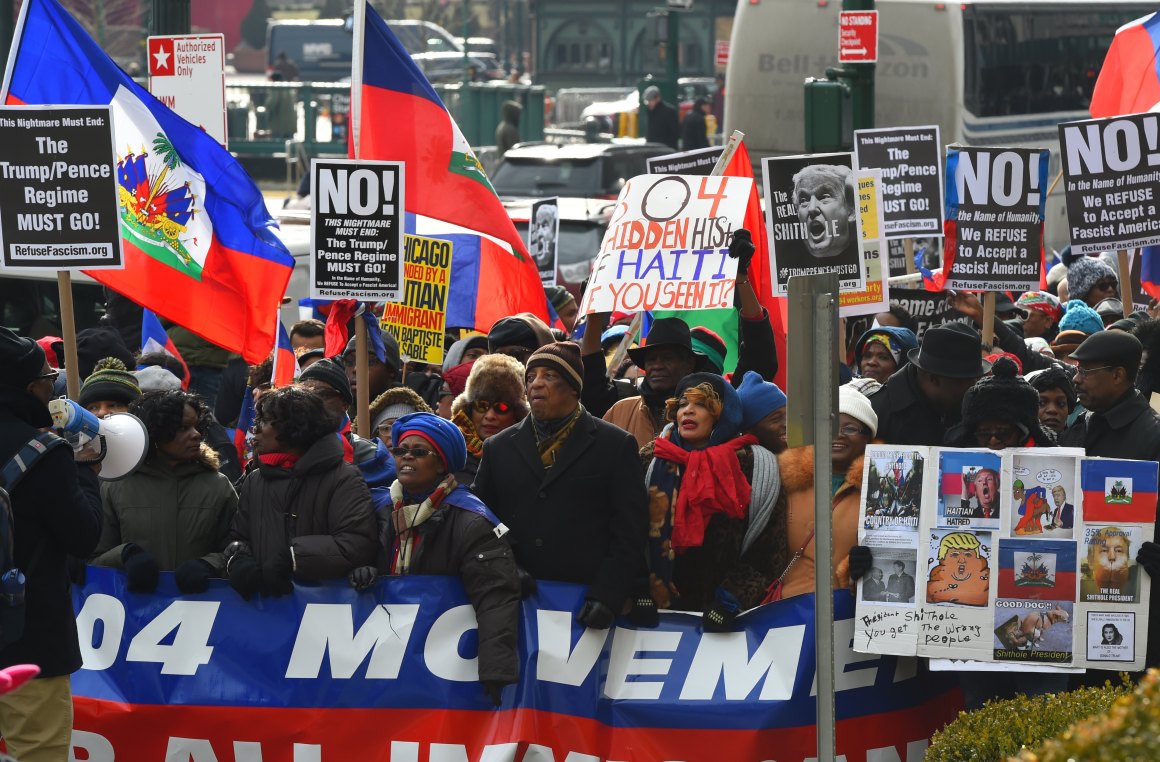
[628, 317, 696, 367]
[527, 342, 584, 393]
[299, 357, 354, 405]
[1026, 365, 1077, 413]
[343, 328, 402, 373]
[76, 326, 135, 381]
[960, 357, 1055, 446]
[0, 326, 46, 389]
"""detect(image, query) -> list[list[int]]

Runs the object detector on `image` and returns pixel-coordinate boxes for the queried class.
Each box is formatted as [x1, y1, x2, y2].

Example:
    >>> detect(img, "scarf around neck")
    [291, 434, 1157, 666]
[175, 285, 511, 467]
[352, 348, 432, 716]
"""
[258, 452, 301, 469]
[532, 405, 582, 468]
[451, 409, 484, 458]
[389, 473, 458, 574]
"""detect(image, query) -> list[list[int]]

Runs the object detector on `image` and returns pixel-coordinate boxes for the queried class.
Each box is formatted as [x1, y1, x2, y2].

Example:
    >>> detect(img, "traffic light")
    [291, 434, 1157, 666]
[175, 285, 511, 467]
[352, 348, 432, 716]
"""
[803, 76, 852, 152]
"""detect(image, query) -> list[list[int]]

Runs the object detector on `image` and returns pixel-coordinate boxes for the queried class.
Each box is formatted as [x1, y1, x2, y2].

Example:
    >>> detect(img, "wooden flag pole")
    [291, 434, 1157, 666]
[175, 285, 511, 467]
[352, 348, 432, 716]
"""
[903, 238, 916, 275]
[1118, 249, 1134, 314]
[355, 311, 370, 438]
[981, 291, 996, 350]
[58, 272, 80, 400]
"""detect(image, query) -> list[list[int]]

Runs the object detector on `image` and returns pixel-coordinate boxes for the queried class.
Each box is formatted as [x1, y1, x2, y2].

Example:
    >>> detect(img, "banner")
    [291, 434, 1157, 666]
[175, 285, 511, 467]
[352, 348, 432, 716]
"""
[381, 234, 452, 365]
[70, 569, 960, 762]
[529, 197, 559, 286]
[646, 146, 726, 176]
[854, 126, 944, 239]
[762, 153, 866, 296]
[840, 170, 890, 318]
[1060, 112, 1160, 255]
[944, 146, 1049, 292]
[579, 174, 752, 315]
[886, 287, 970, 340]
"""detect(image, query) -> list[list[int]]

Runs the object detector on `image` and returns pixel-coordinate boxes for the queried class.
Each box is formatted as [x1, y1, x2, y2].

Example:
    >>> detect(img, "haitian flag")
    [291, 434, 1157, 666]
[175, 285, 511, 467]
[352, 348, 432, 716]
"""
[271, 318, 298, 387]
[3, 0, 294, 363]
[1081, 458, 1159, 524]
[354, 5, 546, 330]
[1141, 245, 1160, 300]
[139, 307, 189, 387]
[1089, 12, 1160, 119]
[997, 538, 1078, 601]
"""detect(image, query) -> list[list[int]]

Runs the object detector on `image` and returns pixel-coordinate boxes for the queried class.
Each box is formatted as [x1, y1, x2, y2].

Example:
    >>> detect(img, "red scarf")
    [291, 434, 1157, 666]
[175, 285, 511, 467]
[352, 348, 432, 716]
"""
[653, 433, 757, 549]
[258, 452, 301, 469]
[338, 418, 354, 463]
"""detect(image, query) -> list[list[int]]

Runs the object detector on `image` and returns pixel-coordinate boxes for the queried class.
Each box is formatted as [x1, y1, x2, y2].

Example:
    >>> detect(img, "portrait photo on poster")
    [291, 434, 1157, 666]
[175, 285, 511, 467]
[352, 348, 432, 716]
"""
[1086, 611, 1134, 662]
[937, 449, 1003, 529]
[1081, 524, 1143, 604]
[529, 196, 559, 285]
[762, 152, 865, 295]
[861, 549, 918, 607]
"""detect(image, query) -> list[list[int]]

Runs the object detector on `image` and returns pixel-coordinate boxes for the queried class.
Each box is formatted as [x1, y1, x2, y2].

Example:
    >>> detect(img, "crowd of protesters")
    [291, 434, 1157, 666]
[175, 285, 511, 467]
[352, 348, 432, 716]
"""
[6, 237, 1160, 758]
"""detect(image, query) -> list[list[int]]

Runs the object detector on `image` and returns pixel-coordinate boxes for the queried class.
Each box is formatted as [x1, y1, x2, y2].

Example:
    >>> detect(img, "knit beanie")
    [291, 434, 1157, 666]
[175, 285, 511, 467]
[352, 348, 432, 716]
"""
[1025, 366, 1077, 413]
[526, 342, 584, 393]
[545, 285, 576, 312]
[75, 327, 135, 381]
[1062, 248, 1117, 304]
[134, 365, 182, 392]
[0, 326, 46, 389]
[736, 370, 787, 430]
[960, 356, 1054, 445]
[391, 411, 468, 473]
[1058, 300, 1104, 336]
[854, 325, 919, 367]
[690, 326, 728, 374]
[299, 357, 353, 405]
[443, 360, 475, 398]
[839, 385, 878, 437]
[78, 357, 142, 408]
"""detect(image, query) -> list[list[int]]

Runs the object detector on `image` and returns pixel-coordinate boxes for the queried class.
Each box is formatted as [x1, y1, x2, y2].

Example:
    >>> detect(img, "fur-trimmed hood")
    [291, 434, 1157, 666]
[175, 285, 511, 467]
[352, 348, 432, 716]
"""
[451, 353, 529, 419]
[778, 445, 865, 495]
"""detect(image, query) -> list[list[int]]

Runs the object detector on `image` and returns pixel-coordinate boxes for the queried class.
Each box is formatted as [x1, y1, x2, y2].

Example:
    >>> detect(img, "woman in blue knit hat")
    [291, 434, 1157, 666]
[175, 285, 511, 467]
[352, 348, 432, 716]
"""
[349, 411, 521, 707]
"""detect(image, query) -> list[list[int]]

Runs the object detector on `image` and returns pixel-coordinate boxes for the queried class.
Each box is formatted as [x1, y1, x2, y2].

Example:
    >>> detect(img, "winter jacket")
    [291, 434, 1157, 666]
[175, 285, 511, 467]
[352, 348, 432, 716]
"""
[645, 99, 680, 150]
[777, 446, 864, 600]
[495, 101, 522, 157]
[93, 444, 237, 572]
[371, 487, 520, 683]
[0, 389, 103, 677]
[164, 322, 230, 368]
[681, 109, 709, 150]
[228, 434, 378, 581]
[871, 364, 961, 446]
[603, 393, 663, 450]
[473, 409, 649, 612]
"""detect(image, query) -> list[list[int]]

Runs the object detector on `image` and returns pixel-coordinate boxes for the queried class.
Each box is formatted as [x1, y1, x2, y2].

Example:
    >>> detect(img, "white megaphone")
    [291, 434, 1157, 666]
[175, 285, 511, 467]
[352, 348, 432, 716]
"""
[48, 399, 150, 481]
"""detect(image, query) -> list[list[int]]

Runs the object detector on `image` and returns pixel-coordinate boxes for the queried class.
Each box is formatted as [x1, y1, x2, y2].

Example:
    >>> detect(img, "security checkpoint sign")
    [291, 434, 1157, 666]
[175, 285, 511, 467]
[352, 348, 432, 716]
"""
[310, 159, 404, 301]
[839, 11, 879, 64]
[0, 106, 123, 271]
[147, 34, 227, 148]
[578, 173, 753, 315]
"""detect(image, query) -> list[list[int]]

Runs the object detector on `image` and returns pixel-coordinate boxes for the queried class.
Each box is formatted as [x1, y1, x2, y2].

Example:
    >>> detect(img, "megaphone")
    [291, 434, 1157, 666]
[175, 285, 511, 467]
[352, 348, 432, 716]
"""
[48, 399, 150, 481]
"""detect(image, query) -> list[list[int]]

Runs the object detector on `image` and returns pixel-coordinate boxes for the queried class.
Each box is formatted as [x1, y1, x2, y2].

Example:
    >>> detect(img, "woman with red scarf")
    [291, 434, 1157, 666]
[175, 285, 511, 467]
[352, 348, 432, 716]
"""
[642, 372, 785, 631]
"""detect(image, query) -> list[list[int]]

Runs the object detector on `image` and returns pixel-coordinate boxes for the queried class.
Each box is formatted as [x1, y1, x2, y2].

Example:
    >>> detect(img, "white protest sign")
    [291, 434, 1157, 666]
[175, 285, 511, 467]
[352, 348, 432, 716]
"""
[578, 174, 753, 315]
[148, 34, 227, 147]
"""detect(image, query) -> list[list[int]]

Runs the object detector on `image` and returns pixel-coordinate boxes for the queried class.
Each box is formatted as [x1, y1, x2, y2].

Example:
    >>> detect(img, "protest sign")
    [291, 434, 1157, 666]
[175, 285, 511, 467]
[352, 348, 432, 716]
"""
[944, 146, 1049, 292]
[380, 234, 452, 365]
[529, 196, 559, 285]
[885, 287, 970, 340]
[854, 446, 1155, 672]
[147, 34, 227, 147]
[1060, 112, 1160, 255]
[646, 146, 726, 176]
[70, 568, 961, 762]
[854, 126, 944, 239]
[762, 153, 866, 296]
[840, 170, 890, 318]
[310, 158, 404, 300]
[0, 106, 122, 271]
[579, 173, 753, 315]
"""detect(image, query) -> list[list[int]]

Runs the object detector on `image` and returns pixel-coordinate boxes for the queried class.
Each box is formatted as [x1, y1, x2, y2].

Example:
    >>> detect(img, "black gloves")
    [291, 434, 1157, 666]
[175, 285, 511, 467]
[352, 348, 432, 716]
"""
[703, 588, 741, 633]
[122, 544, 160, 594]
[728, 228, 756, 275]
[226, 543, 263, 601]
[482, 681, 506, 708]
[848, 545, 874, 582]
[175, 559, 215, 595]
[262, 558, 295, 598]
[576, 599, 615, 629]
[1138, 541, 1160, 578]
[626, 593, 659, 628]
[349, 566, 378, 592]
[517, 567, 537, 599]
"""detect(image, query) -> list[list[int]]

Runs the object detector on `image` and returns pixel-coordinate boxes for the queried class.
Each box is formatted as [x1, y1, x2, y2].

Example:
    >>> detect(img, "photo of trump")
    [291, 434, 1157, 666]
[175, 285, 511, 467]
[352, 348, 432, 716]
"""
[793, 164, 856, 260]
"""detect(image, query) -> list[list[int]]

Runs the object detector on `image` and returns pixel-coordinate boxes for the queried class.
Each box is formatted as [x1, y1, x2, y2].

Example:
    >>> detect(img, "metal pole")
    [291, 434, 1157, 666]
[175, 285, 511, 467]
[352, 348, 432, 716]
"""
[463, 0, 471, 84]
[844, 0, 874, 131]
[0, 0, 12, 67]
[151, 0, 191, 36]
[665, 9, 679, 103]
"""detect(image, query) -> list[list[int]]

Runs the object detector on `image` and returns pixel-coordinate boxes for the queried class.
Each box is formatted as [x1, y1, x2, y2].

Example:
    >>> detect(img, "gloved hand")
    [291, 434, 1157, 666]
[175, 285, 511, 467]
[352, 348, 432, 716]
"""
[576, 599, 615, 629]
[727, 229, 756, 275]
[482, 681, 507, 708]
[703, 588, 741, 633]
[626, 593, 659, 628]
[1138, 541, 1160, 578]
[848, 545, 874, 582]
[174, 559, 215, 595]
[349, 566, 378, 592]
[227, 554, 263, 601]
[122, 544, 160, 594]
[66, 555, 86, 587]
[517, 566, 537, 599]
[261, 549, 294, 597]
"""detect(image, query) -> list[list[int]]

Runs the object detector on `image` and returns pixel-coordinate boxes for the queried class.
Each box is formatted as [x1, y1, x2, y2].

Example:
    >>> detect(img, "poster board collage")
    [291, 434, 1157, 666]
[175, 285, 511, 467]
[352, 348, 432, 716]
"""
[854, 445, 1156, 672]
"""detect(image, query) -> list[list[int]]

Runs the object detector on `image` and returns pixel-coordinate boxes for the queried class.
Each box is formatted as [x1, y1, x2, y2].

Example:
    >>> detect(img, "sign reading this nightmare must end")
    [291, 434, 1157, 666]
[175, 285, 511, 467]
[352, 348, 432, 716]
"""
[0, 106, 122, 271]
[945, 146, 1049, 292]
[854, 126, 944, 239]
[310, 159, 404, 300]
[1060, 112, 1160, 254]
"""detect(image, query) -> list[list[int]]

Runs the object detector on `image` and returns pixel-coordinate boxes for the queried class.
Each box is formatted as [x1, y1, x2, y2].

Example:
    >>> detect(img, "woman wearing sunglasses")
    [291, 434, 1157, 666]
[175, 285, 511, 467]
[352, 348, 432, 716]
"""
[449, 354, 529, 483]
[350, 411, 520, 707]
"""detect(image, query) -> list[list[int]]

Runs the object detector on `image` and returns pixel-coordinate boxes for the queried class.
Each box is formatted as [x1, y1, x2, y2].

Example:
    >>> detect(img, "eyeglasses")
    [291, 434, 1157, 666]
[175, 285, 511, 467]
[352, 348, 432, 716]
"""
[837, 424, 868, 438]
[35, 370, 59, 383]
[975, 427, 1019, 444]
[390, 446, 436, 459]
[1074, 365, 1116, 378]
[472, 399, 513, 416]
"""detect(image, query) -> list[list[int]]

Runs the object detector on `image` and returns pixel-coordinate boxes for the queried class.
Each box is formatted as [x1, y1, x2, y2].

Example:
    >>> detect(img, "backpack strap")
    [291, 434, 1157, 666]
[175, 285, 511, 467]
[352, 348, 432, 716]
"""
[0, 433, 69, 493]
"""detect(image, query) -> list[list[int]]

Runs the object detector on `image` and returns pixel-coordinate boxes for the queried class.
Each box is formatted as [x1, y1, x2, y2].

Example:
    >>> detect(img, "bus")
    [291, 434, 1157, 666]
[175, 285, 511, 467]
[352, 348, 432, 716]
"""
[725, 0, 1155, 252]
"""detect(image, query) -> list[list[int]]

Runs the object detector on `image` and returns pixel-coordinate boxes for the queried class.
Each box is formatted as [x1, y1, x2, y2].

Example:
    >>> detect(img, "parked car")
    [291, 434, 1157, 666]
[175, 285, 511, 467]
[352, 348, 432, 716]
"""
[0, 270, 106, 340]
[490, 141, 672, 201]
[504, 198, 614, 298]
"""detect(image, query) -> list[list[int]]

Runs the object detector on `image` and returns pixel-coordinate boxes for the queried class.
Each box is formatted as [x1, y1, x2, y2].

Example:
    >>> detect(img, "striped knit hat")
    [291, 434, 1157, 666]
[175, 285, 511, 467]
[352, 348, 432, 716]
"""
[78, 357, 141, 408]
[527, 342, 583, 393]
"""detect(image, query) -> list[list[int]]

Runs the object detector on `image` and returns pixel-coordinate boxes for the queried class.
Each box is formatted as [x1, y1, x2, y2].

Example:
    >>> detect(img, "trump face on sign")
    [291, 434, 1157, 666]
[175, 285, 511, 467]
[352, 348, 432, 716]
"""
[792, 163, 856, 259]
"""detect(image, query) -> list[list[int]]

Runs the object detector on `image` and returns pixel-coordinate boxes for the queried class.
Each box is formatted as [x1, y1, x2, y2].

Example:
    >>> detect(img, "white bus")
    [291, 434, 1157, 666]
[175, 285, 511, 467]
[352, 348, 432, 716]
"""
[725, 0, 1155, 252]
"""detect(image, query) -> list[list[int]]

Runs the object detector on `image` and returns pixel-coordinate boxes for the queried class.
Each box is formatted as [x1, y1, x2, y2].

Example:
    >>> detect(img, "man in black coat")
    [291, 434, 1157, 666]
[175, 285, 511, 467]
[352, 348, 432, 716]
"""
[473, 342, 648, 628]
[0, 328, 103, 760]
[681, 97, 710, 150]
[643, 85, 679, 150]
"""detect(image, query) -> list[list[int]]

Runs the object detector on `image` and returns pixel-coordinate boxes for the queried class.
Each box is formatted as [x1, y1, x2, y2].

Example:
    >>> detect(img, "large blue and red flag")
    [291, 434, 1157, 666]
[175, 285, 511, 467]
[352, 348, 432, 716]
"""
[271, 319, 298, 388]
[139, 307, 189, 388]
[3, 0, 294, 363]
[1090, 12, 1160, 119]
[353, 4, 547, 330]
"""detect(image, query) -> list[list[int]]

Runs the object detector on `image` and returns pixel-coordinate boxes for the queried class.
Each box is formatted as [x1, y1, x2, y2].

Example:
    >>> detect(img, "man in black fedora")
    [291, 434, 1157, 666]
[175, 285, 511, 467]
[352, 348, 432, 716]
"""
[871, 322, 990, 446]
